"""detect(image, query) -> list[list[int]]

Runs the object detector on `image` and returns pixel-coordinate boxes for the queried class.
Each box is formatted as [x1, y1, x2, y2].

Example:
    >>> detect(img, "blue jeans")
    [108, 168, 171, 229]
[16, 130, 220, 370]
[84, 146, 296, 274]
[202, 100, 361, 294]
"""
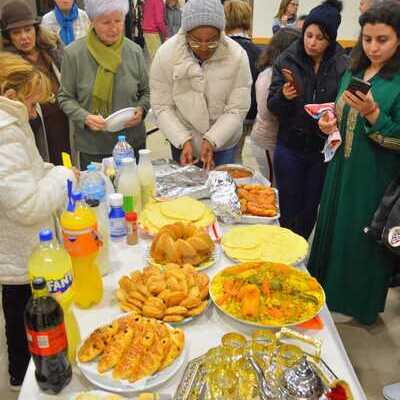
[274, 144, 327, 239]
[171, 145, 236, 167]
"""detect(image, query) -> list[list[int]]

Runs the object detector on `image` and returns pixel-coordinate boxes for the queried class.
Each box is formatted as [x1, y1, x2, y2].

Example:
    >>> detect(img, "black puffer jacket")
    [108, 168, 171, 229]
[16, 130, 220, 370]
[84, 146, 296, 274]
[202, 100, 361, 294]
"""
[230, 35, 261, 121]
[267, 39, 349, 152]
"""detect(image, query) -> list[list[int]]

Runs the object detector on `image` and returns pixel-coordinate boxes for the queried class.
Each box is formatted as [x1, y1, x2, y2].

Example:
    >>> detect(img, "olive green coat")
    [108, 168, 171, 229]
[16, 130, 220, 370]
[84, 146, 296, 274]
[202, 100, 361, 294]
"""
[58, 37, 150, 155]
[308, 70, 400, 325]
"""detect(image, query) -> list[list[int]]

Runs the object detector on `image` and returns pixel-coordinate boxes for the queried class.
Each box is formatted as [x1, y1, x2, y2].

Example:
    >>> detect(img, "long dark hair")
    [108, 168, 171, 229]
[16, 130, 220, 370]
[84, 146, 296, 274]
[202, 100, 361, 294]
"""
[351, 1, 400, 79]
[257, 28, 301, 71]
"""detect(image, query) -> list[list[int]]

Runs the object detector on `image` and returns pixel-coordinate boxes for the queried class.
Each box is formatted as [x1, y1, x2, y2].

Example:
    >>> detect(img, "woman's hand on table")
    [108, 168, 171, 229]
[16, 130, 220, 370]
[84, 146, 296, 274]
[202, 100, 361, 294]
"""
[180, 140, 196, 166]
[124, 107, 144, 128]
[85, 114, 106, 131]
[282, 82, 298, 100]
[319, 112, 338, 135]
[343, 90, 380, 123]
[200, 139, 215, 171]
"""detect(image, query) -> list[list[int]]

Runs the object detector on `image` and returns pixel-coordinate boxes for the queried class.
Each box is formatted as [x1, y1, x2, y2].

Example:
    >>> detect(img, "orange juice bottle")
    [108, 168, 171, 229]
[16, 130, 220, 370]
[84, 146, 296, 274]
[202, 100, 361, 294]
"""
[60, 191, 103, 308]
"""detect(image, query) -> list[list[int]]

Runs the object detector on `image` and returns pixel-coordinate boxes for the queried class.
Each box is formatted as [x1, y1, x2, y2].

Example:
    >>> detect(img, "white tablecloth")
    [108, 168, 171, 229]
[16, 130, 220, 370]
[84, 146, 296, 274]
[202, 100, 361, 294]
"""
[19, 230, 367, 400]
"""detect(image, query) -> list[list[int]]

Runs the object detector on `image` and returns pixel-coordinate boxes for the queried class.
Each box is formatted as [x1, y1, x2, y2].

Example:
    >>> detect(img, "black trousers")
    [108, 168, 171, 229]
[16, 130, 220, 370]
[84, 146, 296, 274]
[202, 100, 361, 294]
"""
[2, 284, 32, 383]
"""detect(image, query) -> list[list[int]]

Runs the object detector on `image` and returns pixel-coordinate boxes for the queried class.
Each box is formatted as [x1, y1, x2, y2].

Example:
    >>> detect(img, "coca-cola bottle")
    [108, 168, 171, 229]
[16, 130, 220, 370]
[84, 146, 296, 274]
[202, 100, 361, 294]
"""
[24, 277, 72, 394]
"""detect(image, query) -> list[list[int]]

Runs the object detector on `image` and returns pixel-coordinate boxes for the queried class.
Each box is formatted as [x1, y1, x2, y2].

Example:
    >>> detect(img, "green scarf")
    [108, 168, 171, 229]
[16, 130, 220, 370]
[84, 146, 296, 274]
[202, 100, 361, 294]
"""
[87, 28, 124, 117]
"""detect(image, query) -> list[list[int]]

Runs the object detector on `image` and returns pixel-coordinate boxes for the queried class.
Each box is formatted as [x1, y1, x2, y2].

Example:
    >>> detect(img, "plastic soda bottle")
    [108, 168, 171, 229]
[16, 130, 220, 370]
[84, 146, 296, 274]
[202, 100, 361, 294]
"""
[117, 157, 142, 213]
[28, 230, 80, 363]
[137, 149, 156, 208]
[24, 277, 72, 394]
[112, 134, 135, 170]
[60, 191, 103, 308]
[82, 164, 110, 276]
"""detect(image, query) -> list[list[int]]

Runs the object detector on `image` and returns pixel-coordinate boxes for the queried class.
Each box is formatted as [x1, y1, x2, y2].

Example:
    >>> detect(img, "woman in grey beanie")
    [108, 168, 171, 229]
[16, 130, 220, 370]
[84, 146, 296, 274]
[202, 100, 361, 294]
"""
[150, 0, 252, 169]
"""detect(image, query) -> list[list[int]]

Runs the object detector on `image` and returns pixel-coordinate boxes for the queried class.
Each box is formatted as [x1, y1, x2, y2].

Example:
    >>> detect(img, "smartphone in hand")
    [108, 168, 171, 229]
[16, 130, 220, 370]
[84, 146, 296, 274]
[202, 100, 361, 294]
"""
[282, 68, 300, 94]
[347, 77, 371, 97]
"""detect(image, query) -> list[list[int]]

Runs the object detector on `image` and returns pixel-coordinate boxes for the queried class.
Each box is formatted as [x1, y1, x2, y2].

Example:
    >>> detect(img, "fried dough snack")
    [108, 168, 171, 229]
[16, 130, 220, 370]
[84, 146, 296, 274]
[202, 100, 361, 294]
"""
[237, 184, 277, 217]
[78, 313, 185, 383]
[117, 264, 210, 323]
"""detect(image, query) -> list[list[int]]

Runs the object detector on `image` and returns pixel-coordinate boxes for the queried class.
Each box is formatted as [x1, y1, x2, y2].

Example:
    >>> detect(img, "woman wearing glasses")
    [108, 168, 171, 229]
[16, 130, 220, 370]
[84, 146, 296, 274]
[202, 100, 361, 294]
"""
[272, 0, 299, 34]
[150, 0, 252, 170]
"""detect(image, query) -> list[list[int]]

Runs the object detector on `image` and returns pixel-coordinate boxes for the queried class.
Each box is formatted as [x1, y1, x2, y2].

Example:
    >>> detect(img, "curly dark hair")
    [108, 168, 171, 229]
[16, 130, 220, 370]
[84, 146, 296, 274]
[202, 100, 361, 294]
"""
[351, 1, 400, 79]
[256, 28, 301, 71]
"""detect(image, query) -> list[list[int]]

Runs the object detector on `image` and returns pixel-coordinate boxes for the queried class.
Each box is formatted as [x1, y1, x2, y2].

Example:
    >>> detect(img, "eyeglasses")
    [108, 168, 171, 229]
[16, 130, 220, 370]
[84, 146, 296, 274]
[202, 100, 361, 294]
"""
[290, 2, 299, 6]
[187, 36, 219, 50]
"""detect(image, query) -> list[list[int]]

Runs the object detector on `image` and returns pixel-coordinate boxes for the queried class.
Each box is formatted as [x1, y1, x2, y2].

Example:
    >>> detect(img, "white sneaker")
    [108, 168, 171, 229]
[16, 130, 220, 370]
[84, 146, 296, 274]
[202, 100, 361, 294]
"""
[383, 383, 400, 400]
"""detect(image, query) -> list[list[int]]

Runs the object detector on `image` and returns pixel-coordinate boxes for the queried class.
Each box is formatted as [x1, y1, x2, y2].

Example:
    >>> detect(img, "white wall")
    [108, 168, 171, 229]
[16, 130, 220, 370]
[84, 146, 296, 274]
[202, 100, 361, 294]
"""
[252, 0, 361, 40]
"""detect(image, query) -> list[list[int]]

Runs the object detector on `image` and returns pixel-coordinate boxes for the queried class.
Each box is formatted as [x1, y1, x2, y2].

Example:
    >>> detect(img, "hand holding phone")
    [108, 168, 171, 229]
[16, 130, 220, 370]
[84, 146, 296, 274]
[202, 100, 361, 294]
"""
[282, 68, 300, 96]
[347, 77, 371, 97]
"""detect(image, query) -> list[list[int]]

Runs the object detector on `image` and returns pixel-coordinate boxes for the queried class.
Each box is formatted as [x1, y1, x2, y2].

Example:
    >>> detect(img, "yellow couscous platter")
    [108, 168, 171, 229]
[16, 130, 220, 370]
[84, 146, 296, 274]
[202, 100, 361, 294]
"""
[210, 262, 325, 328]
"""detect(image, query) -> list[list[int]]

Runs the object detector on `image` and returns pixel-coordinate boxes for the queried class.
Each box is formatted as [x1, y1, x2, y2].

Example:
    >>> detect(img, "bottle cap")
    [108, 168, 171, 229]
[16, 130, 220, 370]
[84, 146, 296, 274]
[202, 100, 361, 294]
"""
[72, 191, 83, 201]
[32, 277, 47, 290]
[125, 212, 137, 222]
[87, 164, 96, 172]
[118, 135, 126, 142]
[86, 199, 100, 208]
[109, 193, 123, 207]
[121, 157, 135, 166]
[39, 230, 53, 242]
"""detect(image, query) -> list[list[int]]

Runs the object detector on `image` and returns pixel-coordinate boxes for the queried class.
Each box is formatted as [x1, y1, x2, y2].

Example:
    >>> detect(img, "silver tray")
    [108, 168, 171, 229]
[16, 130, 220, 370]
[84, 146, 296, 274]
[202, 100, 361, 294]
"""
[174, 353, 338, 400]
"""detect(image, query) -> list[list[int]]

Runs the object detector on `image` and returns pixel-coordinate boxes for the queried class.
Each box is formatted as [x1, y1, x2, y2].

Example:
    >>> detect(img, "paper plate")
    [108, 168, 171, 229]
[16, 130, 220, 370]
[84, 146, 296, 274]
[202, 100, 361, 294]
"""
[105, 107, 137, 132]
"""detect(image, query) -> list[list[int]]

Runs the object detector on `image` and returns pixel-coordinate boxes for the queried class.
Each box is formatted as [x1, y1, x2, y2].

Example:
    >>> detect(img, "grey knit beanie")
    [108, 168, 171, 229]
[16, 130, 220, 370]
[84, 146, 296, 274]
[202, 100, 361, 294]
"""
[182, 0, 225, 33]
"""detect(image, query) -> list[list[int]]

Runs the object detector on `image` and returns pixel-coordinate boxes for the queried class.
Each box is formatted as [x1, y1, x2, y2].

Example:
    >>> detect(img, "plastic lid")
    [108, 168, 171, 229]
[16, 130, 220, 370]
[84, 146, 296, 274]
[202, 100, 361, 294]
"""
[118, 135, 126, 142]
[86, 199, 100, 208]
[39, 229, 53, 242]
[125, 212, 137, 222]
[139, 149, 151, 156]
[87, 164, 96, 172]
[32, 277, 46, 290]
[109, 193, 123, 207]
[121, 157, 135, 165]
[72, 191, 82, 201]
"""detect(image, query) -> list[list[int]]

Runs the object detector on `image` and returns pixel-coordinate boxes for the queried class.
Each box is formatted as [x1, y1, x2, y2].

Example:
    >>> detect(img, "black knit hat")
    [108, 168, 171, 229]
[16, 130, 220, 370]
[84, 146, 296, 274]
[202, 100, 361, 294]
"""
[302, 0, 343, 43]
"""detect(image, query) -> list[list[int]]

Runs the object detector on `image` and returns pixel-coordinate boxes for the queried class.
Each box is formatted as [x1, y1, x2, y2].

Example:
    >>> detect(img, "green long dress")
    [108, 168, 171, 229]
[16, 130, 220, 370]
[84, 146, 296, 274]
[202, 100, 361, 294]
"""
[308, 70, 400, 325]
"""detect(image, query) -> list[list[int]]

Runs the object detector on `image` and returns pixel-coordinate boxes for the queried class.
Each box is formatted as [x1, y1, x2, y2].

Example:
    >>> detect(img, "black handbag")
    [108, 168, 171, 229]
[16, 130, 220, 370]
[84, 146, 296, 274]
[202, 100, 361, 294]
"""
[364, 174, 400, 256]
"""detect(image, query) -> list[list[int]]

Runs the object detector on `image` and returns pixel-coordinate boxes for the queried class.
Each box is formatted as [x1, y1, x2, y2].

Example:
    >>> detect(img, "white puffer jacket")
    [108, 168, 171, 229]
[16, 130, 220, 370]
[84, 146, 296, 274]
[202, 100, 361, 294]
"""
[150, 31, 252, 156]
[0, 97, 74, 284]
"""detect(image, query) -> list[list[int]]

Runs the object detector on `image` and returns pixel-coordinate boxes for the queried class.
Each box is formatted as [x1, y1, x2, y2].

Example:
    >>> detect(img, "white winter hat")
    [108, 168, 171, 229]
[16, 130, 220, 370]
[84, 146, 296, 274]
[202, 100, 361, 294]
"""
[181, 0, 225, 33]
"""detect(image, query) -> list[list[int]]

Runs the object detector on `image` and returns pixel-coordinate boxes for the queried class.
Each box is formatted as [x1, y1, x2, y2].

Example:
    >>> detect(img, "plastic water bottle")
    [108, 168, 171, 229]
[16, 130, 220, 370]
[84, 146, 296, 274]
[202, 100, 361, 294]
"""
[113, 135, 135, 170]
[81, 164, 110, 276]
[109, 193, 126, 241]
[117, 157, 142, 213]
[138, 149, 156, 208]
[81, 164, 106, 202]
[28, 230, 80, 364]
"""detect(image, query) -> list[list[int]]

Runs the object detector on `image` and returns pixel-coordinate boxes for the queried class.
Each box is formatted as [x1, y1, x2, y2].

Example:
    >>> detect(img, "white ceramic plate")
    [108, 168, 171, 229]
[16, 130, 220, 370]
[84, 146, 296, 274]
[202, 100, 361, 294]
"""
[70, 390, 127, 399]
[105, 107, 137, 132]
[77, 324, 187, 394]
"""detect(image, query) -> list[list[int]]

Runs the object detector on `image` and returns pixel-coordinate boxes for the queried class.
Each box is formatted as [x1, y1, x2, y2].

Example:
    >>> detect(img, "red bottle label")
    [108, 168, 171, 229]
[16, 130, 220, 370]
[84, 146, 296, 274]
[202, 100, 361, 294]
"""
[26, 323, 67, 357]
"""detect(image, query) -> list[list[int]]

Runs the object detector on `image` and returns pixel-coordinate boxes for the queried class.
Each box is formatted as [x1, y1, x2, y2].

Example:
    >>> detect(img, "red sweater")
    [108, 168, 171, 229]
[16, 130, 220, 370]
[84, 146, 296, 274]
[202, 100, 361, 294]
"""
[142, 0, 168, 39]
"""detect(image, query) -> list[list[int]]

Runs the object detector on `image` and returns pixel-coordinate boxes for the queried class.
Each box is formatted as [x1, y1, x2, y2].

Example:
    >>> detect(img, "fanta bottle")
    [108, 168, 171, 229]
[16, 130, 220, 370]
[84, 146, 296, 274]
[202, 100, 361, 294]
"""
[60, 191, 103, 308]
[28, 230, 81, 363]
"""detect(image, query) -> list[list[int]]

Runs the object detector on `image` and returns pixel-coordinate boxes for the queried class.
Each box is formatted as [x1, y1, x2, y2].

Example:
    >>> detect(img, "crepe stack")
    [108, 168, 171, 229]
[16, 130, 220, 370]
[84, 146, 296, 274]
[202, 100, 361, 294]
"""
[222, 225, 309, 265]
[78, 313, 185, 383]
[139, 197, 215, 235]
